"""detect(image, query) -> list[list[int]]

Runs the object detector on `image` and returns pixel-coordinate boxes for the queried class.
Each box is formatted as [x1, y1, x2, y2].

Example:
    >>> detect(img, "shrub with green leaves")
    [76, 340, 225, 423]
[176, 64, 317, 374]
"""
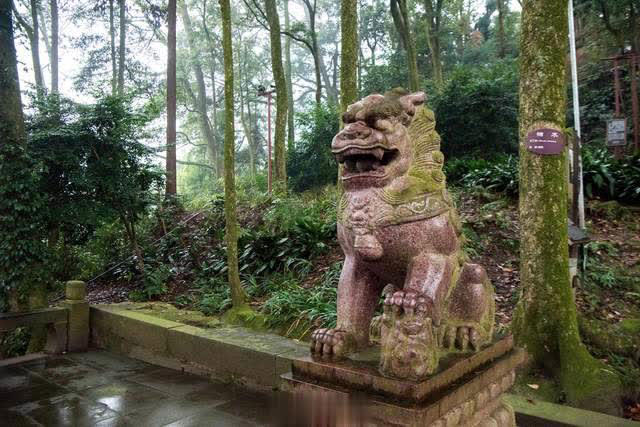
[431, 61, 519, 158]
[287, 104, 339, 192]
[461, 155, 519, 196]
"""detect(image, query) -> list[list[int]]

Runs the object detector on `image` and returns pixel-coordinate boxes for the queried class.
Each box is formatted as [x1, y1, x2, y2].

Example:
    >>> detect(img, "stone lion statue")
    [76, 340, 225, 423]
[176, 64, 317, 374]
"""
[310, 89, 495, 380]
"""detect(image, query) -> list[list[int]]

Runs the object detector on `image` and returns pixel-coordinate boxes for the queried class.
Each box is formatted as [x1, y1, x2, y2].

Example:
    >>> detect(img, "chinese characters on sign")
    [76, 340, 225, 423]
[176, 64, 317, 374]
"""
[526, 128, 565, 155]
[606, 118, 627, 147]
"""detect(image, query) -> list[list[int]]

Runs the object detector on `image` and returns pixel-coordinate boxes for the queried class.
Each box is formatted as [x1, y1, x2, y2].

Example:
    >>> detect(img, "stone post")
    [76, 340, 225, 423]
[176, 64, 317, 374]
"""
[61, 280, 89, 352]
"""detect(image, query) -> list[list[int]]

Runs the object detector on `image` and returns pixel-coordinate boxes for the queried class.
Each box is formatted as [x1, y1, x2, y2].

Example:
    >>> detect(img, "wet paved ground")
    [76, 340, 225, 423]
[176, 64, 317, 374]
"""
[0, 350, 274, 426]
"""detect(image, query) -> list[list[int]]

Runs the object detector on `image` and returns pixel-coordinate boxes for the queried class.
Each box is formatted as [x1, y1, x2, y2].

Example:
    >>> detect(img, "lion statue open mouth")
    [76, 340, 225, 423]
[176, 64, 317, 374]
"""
[311, 89, 495, 380]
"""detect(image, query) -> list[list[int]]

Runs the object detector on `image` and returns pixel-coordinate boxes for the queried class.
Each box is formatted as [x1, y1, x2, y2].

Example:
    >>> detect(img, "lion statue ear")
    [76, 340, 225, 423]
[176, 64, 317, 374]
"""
[398, 92, 426, 117]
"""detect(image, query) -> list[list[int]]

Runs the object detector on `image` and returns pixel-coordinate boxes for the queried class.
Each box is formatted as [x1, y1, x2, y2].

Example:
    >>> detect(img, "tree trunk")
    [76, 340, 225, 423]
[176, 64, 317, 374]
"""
[1, 0, 25, 147]
[181, 2, 218, 175]
[319, 53, 338, 105]
[390, 0, 419, 91]
[220, 0, 246, 308]
[200, 2, 223, 177]
[265, 0, 287, 188]
[29, 0, 45, 93]
[340, 0, 358, 113]
[117, 0, 125, 95]
[0, 0, 47, 350]
[496, 0, 506, 58]
[283, 0, 294, 150]
[109, 0, 116, 95]
[49, 0, 57, 93]
[424, 0, 443, 88]
[166, 0, 177, 195]
[513, 0, 622, 415]
[301, 0, 322, 104]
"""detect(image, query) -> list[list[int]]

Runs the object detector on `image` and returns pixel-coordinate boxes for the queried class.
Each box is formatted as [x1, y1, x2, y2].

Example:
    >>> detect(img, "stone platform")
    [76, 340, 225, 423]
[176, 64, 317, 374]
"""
[280, 335, 523, 426]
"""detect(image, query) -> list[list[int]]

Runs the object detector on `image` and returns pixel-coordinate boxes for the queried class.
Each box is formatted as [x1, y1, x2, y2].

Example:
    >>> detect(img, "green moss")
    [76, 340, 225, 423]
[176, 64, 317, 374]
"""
[222, 304, 267, 331]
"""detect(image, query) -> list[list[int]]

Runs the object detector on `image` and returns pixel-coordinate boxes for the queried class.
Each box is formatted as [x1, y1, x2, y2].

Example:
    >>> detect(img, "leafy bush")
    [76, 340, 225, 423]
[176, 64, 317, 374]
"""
[461, 155, 519, 196]
[261, 261, 341, 337]
[287, 104, 339, 192]
[444, 156, 492, 184]
[431, 61, 519, 158]
[582, 145, 640, 203]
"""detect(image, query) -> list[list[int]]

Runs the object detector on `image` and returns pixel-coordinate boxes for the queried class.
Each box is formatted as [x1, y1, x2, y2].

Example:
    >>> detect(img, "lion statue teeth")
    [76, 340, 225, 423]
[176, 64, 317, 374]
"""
[310, 89, 495, 380]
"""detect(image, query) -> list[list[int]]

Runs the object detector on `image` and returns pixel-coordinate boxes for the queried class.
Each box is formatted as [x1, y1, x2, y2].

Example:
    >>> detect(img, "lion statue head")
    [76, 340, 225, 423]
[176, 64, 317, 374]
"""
[332, 89, 446, 205]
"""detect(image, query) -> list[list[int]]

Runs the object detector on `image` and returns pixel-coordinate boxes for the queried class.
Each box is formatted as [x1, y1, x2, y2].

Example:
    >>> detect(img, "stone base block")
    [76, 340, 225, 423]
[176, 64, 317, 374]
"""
[280, 337, 523, 426]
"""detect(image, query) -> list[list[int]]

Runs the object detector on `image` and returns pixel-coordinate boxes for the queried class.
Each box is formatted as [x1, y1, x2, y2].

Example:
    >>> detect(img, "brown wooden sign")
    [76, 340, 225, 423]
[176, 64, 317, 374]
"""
[526, 128, 565, 155]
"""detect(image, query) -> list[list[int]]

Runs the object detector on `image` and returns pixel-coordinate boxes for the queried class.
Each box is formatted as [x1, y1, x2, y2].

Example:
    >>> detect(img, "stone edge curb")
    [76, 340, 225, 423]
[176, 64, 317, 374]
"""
[89, 304, 307, 391]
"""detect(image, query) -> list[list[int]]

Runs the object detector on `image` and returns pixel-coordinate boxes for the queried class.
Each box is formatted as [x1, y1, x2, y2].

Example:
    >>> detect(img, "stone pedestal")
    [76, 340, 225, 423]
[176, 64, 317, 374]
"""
[280, 335, 523, 426]
[60, 280, 89, 352]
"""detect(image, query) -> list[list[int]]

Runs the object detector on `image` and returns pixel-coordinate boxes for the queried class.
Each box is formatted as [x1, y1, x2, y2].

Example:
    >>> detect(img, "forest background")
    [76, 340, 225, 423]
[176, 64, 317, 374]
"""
[1, 0, 639, 418]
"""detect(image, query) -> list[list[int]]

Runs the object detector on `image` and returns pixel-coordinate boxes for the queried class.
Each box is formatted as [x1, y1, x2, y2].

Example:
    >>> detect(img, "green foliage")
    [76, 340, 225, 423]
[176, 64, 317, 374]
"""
[23, 94, 165, 282]
[582, 145, 640, 203]
[431, 61, 519, 158]
[130, 264, 171, 301]
[287, 104, 339, 192]
[0, 141, 49, 295]
[461, 155, 519, 196]
[359, 53, 409, 96]
[261, 261, 341, 337]
[444, 156, 491, 184]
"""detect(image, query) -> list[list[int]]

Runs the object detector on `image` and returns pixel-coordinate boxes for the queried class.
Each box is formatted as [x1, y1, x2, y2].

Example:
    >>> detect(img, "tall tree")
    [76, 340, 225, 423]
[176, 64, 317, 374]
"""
[1, 0, 24, 146]
[49, 0, 57, 93]
[117, 0, 126, 95]
[166, 0, 176, 195]
[220, 0, 246, 307]
[283, 0, 294, 150]
[424, 0, 444, 88]
[0, 0, 47, 327]
[110, 0, 117, 94]
[340, 0, 358, 112]
[12, 0, 46, 92]
[180, 1, 218, 175]
[496, 0, 506, 58]
[265, 0, 287, 187]
[513, 0, 622, 415]
[390, 0, 419, 91]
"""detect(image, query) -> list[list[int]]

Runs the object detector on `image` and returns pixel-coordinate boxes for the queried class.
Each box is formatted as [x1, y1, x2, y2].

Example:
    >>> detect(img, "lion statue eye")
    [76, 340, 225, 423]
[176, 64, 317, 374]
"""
[374, 119, 393, 132]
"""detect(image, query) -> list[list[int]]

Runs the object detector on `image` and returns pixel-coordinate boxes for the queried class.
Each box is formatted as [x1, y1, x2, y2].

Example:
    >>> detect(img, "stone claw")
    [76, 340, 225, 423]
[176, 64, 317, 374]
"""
[310, 328, 353, 359]
[384, 290, 432, 318]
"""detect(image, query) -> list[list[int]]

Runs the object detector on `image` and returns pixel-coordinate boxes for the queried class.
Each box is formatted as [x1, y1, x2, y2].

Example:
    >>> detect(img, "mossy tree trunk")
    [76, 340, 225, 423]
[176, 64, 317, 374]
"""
[117, 0, 125, 95]
[265, 0, 287, 189]
[424, 0, 443, 89]
[165, 0, 176, 195]
[513, 0, 622, 415]
[0, 1, 24, 146]
[496, 0, 506, 58]
[340, 0, 358, 113]
[0, 0, 46, 349]
[109, 0, 116, 94]
[220, 0, 246, 308]
[283, 0, 294, 151]
[390, 0, 419, 91]
[49, 0, 58, 93]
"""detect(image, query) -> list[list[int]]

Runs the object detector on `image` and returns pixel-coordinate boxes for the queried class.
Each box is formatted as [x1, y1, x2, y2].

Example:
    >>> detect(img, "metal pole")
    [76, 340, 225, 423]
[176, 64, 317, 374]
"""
[614, 58, 621, 116]
[613, 57, 624, 159]
[630, 54, 639, 152]
[568, 0, 585, 228]
[267, 92, 272, 194]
